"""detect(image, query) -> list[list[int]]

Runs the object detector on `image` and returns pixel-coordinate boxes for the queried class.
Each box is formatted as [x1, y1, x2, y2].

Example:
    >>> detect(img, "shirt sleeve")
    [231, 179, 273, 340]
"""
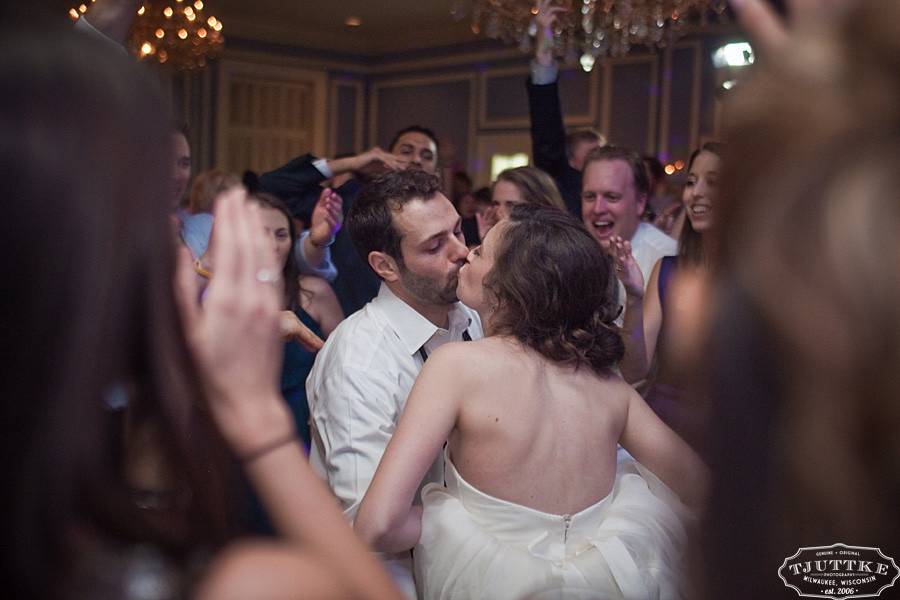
[258, 154, 327, 222]
[530, 59, 559, 86]
[527, 62, 569, 181]
[309, 364, 401, 520]
[312, 158, 333, 179]
[293, 230, 338, 281]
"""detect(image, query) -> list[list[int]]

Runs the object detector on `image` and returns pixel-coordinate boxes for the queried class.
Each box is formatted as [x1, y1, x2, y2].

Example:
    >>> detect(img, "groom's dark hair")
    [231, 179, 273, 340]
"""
[347, 170, 443, 273]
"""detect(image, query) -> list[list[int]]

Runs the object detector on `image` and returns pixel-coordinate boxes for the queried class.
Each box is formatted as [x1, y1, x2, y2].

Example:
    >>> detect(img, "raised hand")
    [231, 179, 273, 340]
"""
[534, 0, 568, 66]
[729, 0, 854, 56]
[653, 202, 683, 238]
[480, 202, 502, 234]
[356, 146, 406, 175]
[326, 146, 405, 180]
[175, 187, 291, 455]
[607, 235, 644, 298]
[175, 189, 402, 600]
[309, 187, 343, 247]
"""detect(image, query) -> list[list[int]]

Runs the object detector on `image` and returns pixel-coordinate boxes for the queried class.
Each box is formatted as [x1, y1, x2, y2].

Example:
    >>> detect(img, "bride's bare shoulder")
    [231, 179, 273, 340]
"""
[427, 336, 521, 373]
[591, 369, 638, 401]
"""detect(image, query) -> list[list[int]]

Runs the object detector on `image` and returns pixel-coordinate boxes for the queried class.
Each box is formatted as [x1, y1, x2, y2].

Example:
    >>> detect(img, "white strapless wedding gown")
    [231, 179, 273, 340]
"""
[413, 451, 691, 600]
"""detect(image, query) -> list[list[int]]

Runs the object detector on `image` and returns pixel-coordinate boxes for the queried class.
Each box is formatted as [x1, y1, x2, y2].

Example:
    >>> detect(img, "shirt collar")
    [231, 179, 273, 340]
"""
[372, 283, 472, 356]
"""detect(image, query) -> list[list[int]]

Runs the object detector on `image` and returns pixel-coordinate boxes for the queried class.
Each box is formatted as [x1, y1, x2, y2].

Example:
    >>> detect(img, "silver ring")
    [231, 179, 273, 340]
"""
[255, 268, 280, 284]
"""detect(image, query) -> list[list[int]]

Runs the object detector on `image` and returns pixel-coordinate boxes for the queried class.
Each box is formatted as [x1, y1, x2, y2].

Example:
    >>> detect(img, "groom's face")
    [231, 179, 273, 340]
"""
[392, 194, 468, 306]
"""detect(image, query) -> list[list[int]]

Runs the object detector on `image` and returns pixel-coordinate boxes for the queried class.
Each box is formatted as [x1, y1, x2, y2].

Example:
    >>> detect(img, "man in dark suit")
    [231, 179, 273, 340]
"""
[526, 1, 604, 218]
[259, 126, 441, 317]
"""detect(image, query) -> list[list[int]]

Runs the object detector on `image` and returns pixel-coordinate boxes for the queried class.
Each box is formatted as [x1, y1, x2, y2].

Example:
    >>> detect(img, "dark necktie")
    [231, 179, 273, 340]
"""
[418, 329, 472, 363]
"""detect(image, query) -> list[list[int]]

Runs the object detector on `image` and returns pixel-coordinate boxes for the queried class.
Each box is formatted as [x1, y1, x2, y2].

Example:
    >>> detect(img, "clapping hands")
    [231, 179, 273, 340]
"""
[606, 235, 644, 299]
[309, 187, 343, 248]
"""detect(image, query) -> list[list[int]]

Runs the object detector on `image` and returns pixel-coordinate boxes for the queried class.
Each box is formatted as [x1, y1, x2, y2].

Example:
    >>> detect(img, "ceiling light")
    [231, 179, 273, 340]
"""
[713, 42, 754, 68]
[68, 0, 224, 70]
[465, 0, 730, 65]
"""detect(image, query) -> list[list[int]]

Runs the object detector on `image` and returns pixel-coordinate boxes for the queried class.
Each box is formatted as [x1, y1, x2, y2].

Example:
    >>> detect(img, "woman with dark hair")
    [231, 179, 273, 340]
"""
[248, 191, 344, 447]
[0, 25, 398, 600]
[354, 203, 706, 599]
[608, 142, 723, 451]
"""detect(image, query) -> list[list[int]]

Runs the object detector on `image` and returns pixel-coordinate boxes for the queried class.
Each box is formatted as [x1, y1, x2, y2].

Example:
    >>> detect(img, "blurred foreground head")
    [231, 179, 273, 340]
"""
[0, 26, 232, 597]
[700, 0, 900, 595]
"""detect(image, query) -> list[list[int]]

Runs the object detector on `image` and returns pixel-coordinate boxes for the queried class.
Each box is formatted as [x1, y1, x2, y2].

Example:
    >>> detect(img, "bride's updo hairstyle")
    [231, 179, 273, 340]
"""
[484, 203, 624, 373]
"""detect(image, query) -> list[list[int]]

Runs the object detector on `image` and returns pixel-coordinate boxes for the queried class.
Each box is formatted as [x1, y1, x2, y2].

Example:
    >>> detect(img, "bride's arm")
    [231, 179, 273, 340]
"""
[618, 386, 709, 512]
[355, 343, 467, 553]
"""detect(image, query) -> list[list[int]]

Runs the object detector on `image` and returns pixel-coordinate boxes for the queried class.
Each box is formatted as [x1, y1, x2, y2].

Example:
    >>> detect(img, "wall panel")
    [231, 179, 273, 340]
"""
[604, 56, 659, 154]
[215, 58, 327, 174]
[371, 74, 476, 170]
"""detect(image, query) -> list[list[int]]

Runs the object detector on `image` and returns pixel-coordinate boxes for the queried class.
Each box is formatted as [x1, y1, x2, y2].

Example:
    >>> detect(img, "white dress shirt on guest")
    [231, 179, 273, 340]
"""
[306, 282, 482, 596]
[631, 221, 678, 286]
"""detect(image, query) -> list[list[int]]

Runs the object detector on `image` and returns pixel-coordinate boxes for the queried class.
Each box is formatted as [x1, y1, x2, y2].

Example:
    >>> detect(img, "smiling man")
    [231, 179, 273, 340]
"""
[306, 170, 481, 597]
[581, 145, 676, 286]
[387, 126, 438, 173]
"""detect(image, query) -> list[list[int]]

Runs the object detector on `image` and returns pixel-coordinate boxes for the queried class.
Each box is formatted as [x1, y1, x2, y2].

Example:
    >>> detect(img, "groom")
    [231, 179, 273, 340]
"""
[306, 170, 482, 596]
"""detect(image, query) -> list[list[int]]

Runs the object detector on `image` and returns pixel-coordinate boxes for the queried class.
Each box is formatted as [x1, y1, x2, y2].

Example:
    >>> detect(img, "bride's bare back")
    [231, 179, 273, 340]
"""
[449, 336, 633, 515]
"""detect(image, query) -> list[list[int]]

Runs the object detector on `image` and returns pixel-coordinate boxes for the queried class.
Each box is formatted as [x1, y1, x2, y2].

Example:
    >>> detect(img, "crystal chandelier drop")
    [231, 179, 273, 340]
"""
[462, 0, 729, 69]
[69, 0, 224, 70]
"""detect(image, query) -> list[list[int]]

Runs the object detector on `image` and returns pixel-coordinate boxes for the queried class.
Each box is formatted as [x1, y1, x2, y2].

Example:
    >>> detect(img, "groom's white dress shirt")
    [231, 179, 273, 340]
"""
[307, 283, 482, 597]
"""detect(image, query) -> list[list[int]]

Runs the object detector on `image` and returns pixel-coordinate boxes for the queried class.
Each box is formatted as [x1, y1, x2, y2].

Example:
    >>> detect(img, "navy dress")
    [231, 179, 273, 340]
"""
[248, 306, 322, 535]
[643, 256, 707, 454]
[280, 305, 322, 450]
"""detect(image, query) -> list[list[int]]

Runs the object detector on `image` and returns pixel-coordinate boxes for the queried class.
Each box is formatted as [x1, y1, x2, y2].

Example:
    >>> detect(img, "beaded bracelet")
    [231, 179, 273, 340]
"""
[239, 432, 299, 464]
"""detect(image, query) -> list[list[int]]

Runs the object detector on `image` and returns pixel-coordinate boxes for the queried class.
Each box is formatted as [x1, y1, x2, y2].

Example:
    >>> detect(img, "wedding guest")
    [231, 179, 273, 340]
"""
[250, 191, 343, 447]
[609, 142, 724, 450]
[489, 165, 566, 222]
[0, 26, 399, 600]
[527, 0, 606, 218]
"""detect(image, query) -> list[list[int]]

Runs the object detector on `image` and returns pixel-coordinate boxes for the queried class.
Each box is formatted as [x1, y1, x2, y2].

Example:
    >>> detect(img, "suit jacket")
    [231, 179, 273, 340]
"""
[259, 155, 380, 316]
[527, 78, 583, 219]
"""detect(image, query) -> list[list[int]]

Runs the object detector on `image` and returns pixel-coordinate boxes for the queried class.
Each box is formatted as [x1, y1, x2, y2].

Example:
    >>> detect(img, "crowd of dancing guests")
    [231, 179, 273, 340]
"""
[3, 0, 899, 598]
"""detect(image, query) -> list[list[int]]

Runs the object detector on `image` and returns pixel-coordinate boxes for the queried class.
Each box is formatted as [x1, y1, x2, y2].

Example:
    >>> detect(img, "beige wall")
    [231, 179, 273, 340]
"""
[172, 33, 730, 183]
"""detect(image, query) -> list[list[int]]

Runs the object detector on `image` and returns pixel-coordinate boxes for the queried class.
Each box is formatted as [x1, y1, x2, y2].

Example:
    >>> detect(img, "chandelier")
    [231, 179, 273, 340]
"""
[461, 0, 729, 70]
[69, 0, 224, 70]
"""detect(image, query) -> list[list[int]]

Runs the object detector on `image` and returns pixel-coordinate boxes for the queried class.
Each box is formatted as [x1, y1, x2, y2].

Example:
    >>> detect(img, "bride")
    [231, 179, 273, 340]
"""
[355, 203, 707, 599]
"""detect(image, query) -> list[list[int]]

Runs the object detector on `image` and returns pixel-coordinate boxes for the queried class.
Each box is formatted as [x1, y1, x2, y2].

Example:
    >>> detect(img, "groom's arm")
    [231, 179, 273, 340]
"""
[355, 344, 464, 553]
[308, 366, 401, 520]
